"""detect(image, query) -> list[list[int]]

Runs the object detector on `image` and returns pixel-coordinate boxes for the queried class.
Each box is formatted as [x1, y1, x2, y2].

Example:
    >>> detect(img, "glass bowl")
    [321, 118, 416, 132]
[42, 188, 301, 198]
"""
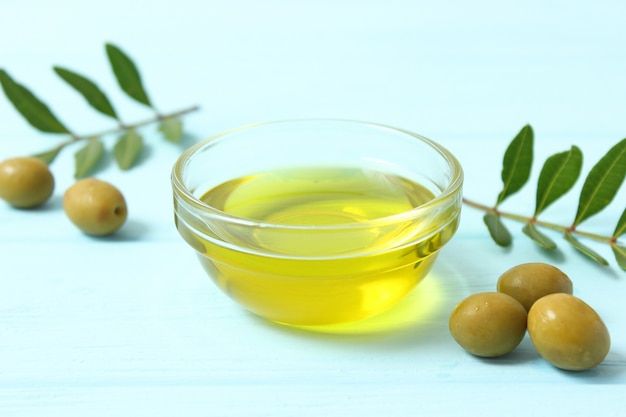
[171, 119, 463, 327]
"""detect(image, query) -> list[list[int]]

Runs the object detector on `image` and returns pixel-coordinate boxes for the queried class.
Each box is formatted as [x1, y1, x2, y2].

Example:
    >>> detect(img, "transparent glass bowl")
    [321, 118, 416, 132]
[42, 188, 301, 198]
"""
[172, 119, 463, 326]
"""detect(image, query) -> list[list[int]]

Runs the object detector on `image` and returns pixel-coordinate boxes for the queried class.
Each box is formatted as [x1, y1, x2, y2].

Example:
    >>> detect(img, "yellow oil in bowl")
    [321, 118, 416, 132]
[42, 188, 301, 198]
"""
[176, 166, 459, 326]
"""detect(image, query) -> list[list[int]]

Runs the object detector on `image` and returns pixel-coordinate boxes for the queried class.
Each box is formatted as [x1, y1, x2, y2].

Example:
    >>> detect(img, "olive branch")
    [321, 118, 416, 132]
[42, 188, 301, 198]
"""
[0, 43, 199, 178]
[463, 125, 626, 271]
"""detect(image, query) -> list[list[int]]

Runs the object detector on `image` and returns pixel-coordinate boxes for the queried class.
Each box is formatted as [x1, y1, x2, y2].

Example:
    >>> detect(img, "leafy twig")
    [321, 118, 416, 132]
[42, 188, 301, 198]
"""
[465, 125, 626, 271]
[0, 43, 199, 178]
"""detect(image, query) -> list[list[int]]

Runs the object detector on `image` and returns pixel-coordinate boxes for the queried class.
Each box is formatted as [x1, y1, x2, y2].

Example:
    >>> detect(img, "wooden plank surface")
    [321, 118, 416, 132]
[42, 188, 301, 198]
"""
[1, 1, 625, 415]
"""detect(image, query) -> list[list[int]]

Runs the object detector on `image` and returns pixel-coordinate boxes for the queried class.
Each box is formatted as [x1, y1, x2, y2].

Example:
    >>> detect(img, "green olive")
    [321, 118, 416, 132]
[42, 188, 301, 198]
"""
[0, 157, 55, 208]
[449, 292, 527, 357]
[63, 178, 128, 236]
[528, 293, 610, 371]
[497, 262, 573, 311]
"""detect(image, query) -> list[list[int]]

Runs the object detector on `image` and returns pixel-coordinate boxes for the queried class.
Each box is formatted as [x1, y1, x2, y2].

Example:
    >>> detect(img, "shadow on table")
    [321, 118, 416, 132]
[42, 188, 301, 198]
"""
[247, 268, 457, 351]
[554, 350, 626, 383]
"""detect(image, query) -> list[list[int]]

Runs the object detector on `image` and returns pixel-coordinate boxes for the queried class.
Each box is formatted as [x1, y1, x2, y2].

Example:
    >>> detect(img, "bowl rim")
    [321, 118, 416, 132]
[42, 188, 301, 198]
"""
[171, 118, 464, 231]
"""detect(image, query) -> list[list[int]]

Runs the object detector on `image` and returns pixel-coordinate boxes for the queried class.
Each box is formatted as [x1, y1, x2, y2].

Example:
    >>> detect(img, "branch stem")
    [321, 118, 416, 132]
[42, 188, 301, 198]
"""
[64, 105, 199, 145]
[462, 197, 615, 244]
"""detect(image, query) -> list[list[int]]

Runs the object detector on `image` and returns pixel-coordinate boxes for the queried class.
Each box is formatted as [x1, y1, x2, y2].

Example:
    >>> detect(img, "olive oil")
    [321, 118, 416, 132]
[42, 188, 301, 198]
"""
[179, 167, 458, 326]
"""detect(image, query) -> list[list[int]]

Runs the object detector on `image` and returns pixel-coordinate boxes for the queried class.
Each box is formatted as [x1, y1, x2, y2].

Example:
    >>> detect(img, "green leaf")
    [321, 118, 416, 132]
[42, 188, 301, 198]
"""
[534, 146, 583, 216]
[158, 117, 183, 143]
[573, 138, 626, 226]
[496, 124, 534, 205]
[53, 66, 119, 120]
[522, 223, 557, 250]
[0, 69, 71, 134]
[613, 207, 626, 239]
[113, 129, 143, 170]
[32, 146, 62, 164]
[105, 43, 153, 108]
[483, 213, 512, 247]
[74, 137, 104, 178]
[611, 244, 626, 271]
[564, 232, 609, 266]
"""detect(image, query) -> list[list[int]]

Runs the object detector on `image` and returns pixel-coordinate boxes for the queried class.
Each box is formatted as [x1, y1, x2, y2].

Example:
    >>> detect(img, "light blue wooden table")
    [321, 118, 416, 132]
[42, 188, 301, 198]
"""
[1, 1, 624, 415]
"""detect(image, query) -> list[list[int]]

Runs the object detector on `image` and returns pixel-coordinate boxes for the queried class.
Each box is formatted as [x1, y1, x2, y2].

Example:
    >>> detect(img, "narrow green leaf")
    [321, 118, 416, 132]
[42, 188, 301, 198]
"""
[534, 146, 583, 216]
[0, 69, 71, 134]
[483, 213, 512, 247]
[496, 124, 534, 205]
[522, 223, 557, 250]
[105, 43, 153, 107]
[564, 232, 609, 266]
[158, 117, 183, 143]
[53, 66, 119, 120]
[32, 146, 62, 164]
[612, 207, 626, 239]
[611, 244, 626, 271]
[74, 137, 104, 178]
[573, 138, 626, 226]
[113, 129, 143, 170]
